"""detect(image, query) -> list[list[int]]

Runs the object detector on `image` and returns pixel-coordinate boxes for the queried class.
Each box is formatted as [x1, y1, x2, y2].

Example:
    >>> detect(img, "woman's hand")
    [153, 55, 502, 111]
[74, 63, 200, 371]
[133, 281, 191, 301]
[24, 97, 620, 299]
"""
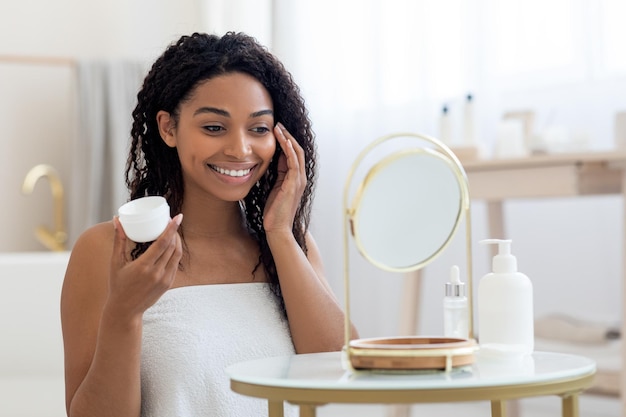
[106, 214, 183, 320]
[263, 123, 307, 234]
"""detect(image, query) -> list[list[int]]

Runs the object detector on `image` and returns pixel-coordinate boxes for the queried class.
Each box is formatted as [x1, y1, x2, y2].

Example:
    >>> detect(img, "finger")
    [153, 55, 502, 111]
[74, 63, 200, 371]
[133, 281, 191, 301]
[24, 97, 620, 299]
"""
[277, 123, 304, 155]
[153, 234, 178, 274]
[274, 123, 292, 154]
[277, 123, 306, 177]
[162, 233, 183, 282]
[144, 214, 183, 265]
[111, 216, 128, 269]
[275, 123, 300, 174]
[152, 229, 182, 289]
[153, 216, 182, 270]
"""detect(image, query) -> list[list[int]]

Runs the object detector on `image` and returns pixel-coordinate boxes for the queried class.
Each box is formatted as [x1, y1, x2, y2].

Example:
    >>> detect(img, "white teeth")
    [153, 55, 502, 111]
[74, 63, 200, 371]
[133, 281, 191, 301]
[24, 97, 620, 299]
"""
[211, 165, 252, 177]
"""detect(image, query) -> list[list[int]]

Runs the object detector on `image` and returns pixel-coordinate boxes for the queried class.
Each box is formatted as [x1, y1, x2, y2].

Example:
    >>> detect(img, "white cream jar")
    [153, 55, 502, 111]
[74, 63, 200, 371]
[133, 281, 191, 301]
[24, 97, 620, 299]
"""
[118, 196, 170, 242]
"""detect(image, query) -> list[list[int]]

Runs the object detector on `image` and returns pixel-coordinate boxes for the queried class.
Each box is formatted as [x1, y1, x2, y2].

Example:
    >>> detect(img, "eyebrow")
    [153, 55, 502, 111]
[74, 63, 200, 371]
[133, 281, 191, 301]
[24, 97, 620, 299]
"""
[250, 109, 274, 118]
[193, 107, 274, 119]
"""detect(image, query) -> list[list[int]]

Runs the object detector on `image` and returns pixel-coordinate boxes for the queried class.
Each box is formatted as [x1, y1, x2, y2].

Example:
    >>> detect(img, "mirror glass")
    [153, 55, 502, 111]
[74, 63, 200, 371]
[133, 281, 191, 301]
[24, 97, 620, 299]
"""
[351, 148, 463, 271]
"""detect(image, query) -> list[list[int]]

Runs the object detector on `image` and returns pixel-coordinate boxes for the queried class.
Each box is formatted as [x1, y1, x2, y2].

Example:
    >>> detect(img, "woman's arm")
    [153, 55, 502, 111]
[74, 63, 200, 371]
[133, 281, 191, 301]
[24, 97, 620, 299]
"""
[61, 216, 182, 417]
[264, 123, 358, 353]
[267, 230, 358, 353]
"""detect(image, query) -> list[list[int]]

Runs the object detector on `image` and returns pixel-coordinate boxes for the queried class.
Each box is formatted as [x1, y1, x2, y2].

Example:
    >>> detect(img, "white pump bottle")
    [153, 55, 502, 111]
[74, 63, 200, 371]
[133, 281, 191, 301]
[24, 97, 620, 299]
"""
[478, 239, 534, 357]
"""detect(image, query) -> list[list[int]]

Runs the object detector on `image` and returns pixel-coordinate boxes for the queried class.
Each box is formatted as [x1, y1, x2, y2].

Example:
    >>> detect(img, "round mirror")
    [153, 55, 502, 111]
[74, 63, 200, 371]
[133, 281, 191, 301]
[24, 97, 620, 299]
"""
[350, 148, 464, 272]
[342, 133, 476, 370]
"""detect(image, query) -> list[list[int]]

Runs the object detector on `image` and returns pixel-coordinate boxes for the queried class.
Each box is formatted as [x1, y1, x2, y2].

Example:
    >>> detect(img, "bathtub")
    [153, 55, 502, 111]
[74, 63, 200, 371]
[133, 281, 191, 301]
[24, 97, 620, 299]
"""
[0, 251, 70, 417]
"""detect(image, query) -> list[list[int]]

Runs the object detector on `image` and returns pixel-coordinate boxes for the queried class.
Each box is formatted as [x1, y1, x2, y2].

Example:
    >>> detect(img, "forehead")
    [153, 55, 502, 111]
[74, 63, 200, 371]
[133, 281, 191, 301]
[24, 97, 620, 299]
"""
[184, 72, 273, 112]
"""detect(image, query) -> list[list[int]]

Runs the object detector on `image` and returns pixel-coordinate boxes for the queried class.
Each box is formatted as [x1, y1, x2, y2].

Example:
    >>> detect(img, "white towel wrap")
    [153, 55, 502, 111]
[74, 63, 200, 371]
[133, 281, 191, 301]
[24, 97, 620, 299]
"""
[141, 282, 296, 417]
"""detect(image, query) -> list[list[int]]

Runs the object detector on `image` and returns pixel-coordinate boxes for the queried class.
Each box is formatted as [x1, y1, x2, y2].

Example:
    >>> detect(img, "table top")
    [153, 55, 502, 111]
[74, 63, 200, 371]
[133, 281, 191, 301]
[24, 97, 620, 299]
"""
[227, 350, 596, 392]
[462, 150, 626, 171]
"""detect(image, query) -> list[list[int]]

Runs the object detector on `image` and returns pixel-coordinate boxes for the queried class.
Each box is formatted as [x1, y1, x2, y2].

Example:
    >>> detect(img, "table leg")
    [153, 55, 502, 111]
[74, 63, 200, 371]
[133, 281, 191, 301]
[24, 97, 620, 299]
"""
[622, 168, 626, 416]
[491, 400, 507, 417]
[386, 404, 411, 417]
[299, 404, 317, 417]
[562, 393, 580, 417]
[507, 399, 520, 417]
[486, 201, 513, 417]
[268, 400, 284, 417]
[486, 201, 505, 246]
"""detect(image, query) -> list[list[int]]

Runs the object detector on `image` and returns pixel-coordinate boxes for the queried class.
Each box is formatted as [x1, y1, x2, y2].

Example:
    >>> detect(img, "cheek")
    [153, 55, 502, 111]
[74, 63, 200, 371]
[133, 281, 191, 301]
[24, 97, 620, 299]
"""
[174, 140, 199, 167]
[255, 138, 277, 179]
[258, 136, 277, 161]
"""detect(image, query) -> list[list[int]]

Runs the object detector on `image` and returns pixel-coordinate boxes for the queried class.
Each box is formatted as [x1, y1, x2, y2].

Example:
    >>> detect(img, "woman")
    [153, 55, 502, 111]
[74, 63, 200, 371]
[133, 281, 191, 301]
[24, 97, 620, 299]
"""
[61, 32, 355, 417]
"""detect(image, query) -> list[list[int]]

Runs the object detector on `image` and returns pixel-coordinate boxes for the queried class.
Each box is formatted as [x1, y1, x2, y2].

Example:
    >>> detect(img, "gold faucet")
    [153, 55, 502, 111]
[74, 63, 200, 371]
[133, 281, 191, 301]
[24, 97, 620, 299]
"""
[22, 164, 68, 251]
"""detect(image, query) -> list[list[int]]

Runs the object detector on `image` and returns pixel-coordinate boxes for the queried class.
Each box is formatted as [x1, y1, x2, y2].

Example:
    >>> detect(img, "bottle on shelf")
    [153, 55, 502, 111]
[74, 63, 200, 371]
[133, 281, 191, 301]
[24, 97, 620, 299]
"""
[463, 93, 475, 146]
[439, 104, 452, 145]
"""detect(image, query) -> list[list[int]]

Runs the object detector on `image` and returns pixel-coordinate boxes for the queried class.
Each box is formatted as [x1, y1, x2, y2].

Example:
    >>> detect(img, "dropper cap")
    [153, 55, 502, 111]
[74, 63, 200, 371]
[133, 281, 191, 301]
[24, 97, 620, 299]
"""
[445, 265, 465, 297]
[480, 239, 518, 273]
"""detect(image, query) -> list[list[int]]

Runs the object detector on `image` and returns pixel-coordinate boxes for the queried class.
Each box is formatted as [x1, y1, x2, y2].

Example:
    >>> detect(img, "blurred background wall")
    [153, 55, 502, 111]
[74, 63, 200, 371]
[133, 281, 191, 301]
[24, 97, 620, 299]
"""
[1, 0, 624, 342]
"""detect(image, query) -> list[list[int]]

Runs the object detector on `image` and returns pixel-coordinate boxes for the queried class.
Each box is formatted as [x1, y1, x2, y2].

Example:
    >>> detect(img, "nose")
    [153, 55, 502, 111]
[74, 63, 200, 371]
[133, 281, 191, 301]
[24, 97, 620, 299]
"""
[223, 129, 252, 159]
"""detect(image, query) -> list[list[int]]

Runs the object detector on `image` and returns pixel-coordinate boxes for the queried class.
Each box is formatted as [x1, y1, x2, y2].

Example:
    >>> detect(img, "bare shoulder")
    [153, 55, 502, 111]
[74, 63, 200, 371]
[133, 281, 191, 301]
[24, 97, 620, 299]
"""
[61, 221, 117, 409]
[66, 221, 115, 280]
[61, 221, 115, 315]
[72, 221, 115, 254]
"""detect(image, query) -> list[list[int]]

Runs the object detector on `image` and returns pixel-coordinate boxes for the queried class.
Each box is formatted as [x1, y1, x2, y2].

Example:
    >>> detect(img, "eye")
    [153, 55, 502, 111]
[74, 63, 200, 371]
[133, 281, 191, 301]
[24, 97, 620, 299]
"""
[250, 126, 271, 135]
[203, 125, 224, 133]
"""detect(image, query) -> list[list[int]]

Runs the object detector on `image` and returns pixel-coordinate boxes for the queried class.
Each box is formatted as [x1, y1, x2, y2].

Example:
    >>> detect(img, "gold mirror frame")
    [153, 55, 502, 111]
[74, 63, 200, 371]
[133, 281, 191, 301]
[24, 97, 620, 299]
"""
[342, 132, 476, 372]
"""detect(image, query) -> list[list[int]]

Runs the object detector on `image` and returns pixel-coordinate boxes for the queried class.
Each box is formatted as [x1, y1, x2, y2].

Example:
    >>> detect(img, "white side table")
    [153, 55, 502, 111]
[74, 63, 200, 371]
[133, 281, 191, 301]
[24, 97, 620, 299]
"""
[228, 350, 595, 417]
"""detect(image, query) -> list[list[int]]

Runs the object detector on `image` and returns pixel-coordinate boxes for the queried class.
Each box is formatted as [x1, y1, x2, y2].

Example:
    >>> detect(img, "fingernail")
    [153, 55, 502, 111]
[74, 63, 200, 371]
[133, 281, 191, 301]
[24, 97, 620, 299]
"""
[174, 213, 183, 226]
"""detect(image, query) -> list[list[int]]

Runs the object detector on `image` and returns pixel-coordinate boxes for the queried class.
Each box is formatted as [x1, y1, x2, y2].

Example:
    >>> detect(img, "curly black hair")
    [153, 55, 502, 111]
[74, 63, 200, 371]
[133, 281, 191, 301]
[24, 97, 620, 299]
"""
[126, 32, 317, 316]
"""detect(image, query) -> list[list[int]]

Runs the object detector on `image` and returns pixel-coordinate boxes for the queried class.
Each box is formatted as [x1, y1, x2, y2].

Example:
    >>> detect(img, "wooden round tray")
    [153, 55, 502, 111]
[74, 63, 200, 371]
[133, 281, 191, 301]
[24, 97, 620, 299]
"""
[348, 336, 478, 371]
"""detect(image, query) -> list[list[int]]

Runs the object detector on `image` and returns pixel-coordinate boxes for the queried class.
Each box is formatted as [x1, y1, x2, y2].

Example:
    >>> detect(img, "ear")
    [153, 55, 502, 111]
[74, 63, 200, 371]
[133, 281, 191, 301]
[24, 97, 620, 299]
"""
[156, 110, 176, 147]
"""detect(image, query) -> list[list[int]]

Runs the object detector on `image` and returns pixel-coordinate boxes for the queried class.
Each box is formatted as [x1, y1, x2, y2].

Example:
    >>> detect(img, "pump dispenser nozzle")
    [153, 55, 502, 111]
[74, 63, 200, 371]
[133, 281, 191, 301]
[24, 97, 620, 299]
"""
[480, 239, 517, 273]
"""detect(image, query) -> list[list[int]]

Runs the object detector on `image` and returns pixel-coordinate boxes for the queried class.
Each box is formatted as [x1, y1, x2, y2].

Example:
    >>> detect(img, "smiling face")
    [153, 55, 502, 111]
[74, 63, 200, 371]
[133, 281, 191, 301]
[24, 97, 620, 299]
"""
[158, 72, 277, 203]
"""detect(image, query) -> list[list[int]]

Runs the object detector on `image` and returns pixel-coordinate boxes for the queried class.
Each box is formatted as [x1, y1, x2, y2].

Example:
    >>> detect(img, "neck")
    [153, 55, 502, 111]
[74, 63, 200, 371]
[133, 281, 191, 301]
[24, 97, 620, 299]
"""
[179, 198, 247, 238]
